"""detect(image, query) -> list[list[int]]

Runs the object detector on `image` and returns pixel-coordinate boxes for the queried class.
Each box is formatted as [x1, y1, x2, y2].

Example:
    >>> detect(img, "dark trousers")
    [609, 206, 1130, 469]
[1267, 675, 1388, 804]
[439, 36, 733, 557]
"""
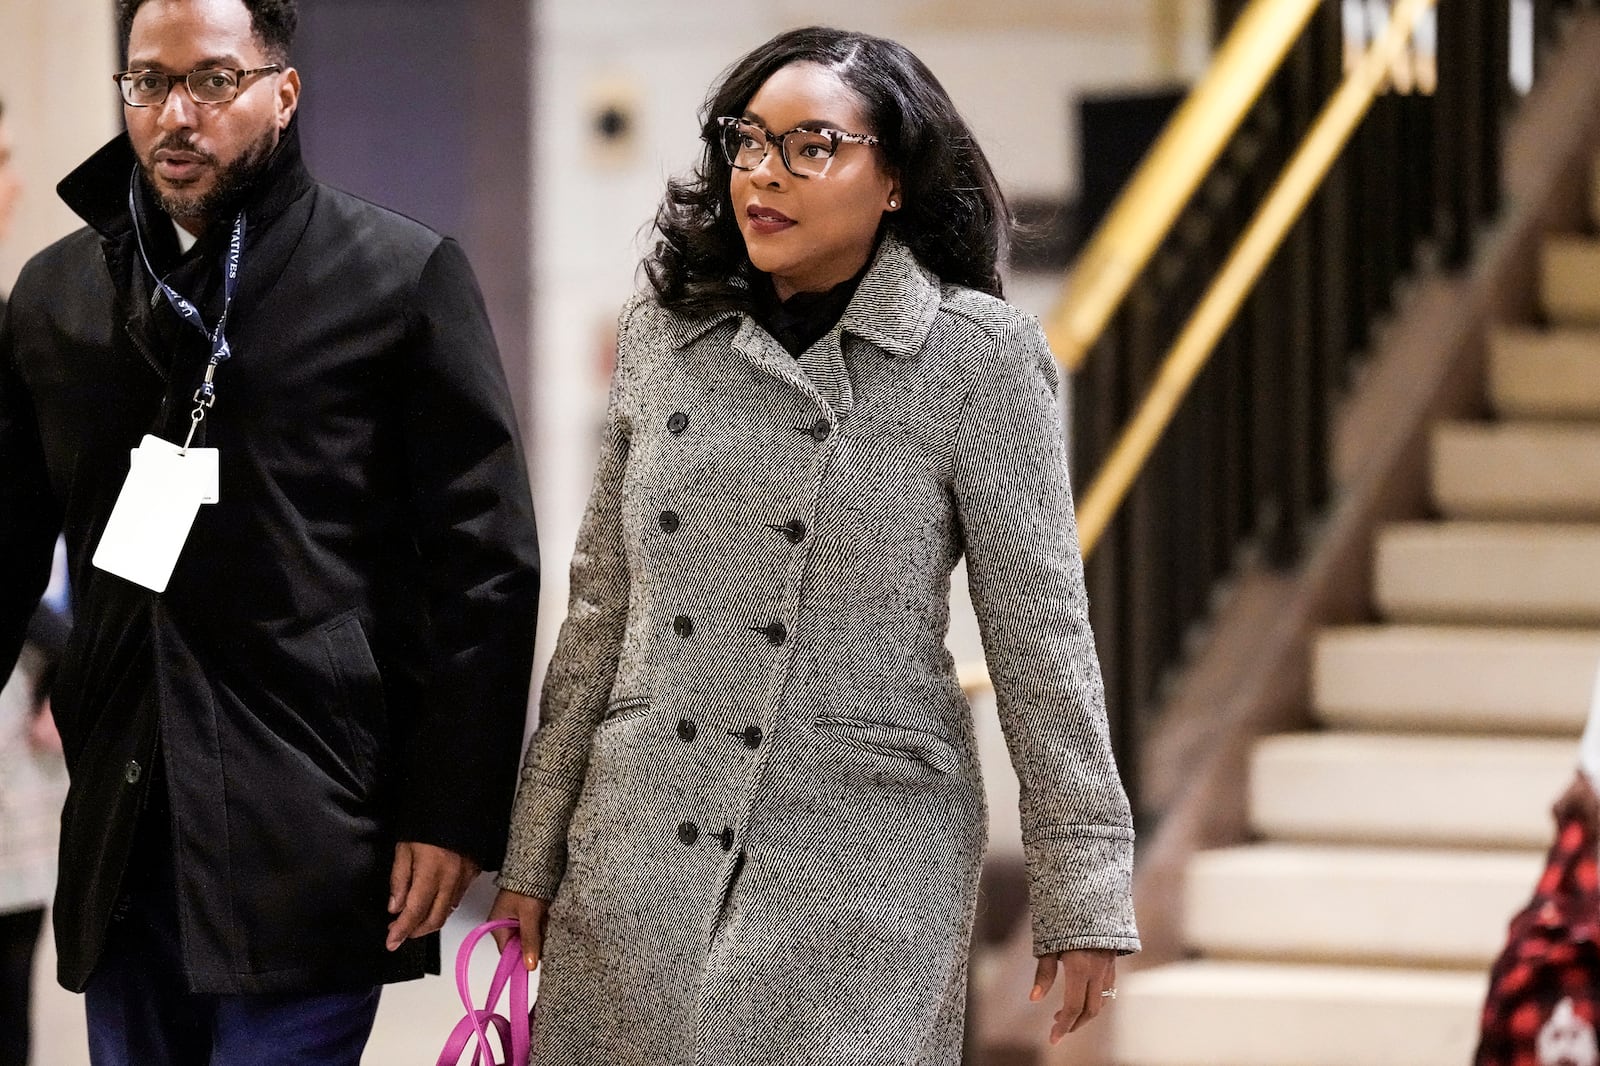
[85, 878, 380, 1066]
[0, 906, 44, 1066]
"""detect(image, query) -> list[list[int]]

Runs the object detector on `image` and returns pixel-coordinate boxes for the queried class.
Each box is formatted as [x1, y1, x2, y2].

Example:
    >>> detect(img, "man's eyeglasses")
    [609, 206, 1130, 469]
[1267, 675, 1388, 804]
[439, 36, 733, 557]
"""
[114, 65, 281, 107]
[715, 117, 880, 179]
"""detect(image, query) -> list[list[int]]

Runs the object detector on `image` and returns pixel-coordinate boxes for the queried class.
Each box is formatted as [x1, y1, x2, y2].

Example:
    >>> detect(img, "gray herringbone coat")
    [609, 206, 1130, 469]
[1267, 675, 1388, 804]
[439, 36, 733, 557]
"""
[500, 237, 1139, 1065]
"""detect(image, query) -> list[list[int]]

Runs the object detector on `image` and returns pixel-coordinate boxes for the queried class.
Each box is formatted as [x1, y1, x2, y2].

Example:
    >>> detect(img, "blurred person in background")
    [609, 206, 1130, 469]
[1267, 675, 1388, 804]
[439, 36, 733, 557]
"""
[1553, 661, 1600, 833]
[0, 93, 72, 1066]
[492, 26, 1138, 1065]
[0, 1, 541, 1062]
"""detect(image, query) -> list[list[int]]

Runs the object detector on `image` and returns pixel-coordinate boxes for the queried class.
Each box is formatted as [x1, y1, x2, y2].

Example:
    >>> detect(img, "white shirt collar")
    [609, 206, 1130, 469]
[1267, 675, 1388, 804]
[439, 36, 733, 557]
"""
[173, 220, 199, 254]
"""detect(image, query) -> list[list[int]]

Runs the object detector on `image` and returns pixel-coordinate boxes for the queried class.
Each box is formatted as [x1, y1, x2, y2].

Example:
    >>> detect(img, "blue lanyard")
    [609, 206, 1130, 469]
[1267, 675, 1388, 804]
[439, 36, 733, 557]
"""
[128, 168, 246, 447]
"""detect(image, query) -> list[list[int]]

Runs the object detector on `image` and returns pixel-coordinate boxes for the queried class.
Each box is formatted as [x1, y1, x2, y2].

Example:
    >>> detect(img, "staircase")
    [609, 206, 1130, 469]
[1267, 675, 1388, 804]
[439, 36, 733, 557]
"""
[1112, 161, 1600, 1066]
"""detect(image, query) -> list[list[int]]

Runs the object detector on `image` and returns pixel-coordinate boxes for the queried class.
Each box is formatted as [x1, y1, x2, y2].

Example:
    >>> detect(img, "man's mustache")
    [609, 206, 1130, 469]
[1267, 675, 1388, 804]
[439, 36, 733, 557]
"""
[149, 136, 217, 164]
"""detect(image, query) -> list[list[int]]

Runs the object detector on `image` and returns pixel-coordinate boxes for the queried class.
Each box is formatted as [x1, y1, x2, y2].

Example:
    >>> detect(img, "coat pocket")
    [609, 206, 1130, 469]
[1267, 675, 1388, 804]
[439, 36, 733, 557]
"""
[600, 694, 650, 724]
[321, 613, 388, 793]
[811, 714, 961, 775]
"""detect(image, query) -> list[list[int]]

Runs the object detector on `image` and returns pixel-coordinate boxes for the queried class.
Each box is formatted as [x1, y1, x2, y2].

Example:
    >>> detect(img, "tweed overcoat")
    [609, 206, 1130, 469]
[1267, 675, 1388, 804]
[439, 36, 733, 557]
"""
[500, 237, 1139, 1065]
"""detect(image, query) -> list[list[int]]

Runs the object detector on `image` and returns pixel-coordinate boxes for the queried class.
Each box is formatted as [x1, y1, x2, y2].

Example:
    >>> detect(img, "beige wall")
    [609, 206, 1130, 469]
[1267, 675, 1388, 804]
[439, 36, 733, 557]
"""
[0, 2, 119, 293]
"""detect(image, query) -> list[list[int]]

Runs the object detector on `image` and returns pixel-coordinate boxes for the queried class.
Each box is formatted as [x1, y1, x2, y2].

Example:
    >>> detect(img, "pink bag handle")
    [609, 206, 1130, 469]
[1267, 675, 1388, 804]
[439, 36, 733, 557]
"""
[434, 919, 532, 1066]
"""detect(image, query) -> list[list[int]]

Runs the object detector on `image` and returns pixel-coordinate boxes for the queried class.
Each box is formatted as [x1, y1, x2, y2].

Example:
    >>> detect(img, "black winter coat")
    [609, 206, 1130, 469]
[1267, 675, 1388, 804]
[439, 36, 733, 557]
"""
[0, 124, 541, 994]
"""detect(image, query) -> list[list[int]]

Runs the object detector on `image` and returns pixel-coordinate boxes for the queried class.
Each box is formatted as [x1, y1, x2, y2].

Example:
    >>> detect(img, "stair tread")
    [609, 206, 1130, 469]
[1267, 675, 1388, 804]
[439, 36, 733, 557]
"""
[1543, 238, 1600, 326]
[1489, 326, 1600, 417]
[1433, 422, 1600, 519]
[1314, 624, 1600, 731]
[1122, 959, 1487, 1000]
[1250, 732, 1574, 847]
[1115, 960, 1487, 1066]
[1186, 843, 1540, 966]
[1376, 521, 1600, 624]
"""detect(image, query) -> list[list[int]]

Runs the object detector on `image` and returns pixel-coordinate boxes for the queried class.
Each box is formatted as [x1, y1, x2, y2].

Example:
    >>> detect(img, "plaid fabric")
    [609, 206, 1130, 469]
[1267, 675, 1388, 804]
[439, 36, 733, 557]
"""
[1474, 814, 1600, 1065]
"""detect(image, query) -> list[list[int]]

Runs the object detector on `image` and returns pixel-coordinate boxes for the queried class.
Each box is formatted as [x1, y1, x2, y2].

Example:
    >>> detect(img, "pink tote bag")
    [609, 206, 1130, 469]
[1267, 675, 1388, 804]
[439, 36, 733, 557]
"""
[434, 919, 533, 1066]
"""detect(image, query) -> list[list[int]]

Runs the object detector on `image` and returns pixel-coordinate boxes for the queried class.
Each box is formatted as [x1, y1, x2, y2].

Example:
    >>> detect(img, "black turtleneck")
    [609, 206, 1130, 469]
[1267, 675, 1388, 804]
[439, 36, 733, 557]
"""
[751, 266, 868, 357]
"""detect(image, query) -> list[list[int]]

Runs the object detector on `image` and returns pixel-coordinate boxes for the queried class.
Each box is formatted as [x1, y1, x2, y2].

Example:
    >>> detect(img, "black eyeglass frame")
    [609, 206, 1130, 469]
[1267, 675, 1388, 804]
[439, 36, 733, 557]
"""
[714, 116, 881, 179]
[114, 65, 282, 107]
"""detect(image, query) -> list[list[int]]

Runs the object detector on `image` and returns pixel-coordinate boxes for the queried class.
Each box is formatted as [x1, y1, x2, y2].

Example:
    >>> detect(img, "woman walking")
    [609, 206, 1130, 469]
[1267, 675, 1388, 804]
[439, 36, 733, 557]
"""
[494, 27, 1139, 1064]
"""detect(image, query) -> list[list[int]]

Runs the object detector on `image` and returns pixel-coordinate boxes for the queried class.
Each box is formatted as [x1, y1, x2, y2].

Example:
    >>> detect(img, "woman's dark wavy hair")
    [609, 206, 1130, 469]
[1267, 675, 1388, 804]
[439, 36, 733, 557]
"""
[644, 26, 1011, 316]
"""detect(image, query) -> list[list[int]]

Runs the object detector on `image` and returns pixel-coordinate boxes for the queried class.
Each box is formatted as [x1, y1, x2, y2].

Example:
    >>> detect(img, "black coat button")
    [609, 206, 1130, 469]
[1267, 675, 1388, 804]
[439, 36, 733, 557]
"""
[667, 412, 689, 435]
[678, 719, 697, 742]
[751, 622, 787, 646]
[767, 520, 806, 544]
[674, 615, 694, 638]
[678, 822, 700, 846]
[124, 760, 142, 785]
[731, 725, 763, 750]
[659, 510, 681, 533]
[809, 418, 832, 442]
[718, 827, 736, 852]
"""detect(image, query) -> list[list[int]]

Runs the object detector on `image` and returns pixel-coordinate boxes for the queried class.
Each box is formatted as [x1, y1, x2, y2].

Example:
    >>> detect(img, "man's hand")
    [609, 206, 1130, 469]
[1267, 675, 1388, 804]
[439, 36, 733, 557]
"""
[1554, 769, 1600, 836]
[488, 888, 550, 972]
[385, 842, 481, 951]
[1030, 948, 1116, 1044]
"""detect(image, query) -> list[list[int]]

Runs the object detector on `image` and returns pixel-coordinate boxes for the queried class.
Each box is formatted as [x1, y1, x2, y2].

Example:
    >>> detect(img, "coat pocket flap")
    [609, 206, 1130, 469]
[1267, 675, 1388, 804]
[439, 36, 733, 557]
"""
[812, 715, 960, 774]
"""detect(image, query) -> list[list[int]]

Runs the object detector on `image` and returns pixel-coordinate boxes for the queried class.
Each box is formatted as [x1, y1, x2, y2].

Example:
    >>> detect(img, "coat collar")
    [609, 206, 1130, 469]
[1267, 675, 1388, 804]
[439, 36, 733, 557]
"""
[659, 235, 942, 361]
[837, 235, 942, 361]
[57, 117, 315, 244]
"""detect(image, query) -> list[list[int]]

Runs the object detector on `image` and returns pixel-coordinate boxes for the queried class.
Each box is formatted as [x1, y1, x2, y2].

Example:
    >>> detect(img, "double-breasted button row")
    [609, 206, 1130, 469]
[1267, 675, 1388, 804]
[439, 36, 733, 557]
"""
[671, 409, 829, 442]
[675, 719, 762, 751]
[672, 408, 827, 442]
[674, 616, 786, 646]
[677, 821, 737, 852]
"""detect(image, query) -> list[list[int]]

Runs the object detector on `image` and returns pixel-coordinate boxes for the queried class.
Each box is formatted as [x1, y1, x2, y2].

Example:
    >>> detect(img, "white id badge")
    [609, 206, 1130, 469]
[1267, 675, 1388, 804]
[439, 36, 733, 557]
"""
[92, 436, 220, 592]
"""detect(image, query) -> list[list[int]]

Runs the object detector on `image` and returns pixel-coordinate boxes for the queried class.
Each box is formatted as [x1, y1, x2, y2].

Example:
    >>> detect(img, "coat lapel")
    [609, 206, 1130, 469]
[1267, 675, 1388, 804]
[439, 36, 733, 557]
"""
[730, 316, 838, 418]
[839, 236, 942, 364]
[795, 327, 853, 418]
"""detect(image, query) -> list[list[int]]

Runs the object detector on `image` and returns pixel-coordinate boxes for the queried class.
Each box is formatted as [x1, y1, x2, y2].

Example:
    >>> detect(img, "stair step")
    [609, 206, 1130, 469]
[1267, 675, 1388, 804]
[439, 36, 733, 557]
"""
[1433, 422, 1600, 519]
[1113, 960, 1486, 1066]
[1543, 237, 1600, 326]
[1591, 148, 1600, 228]
[1185, 843, 1540, 967]
[1250, 732, 1572, 847]
[1489, 328, 1600, 418]
[1375, 521, 1600, 624]
[1313, 625, 1600, 733]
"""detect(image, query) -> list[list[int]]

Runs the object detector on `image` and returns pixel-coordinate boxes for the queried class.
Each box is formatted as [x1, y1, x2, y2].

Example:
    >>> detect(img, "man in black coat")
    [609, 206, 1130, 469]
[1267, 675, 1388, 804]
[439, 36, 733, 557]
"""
[0, 0, 541, 1060]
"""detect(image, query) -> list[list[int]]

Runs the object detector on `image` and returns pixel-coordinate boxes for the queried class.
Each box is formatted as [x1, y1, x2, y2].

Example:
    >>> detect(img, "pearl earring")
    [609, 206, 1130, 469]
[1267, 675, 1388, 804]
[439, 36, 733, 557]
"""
[889, 198, 899, 209]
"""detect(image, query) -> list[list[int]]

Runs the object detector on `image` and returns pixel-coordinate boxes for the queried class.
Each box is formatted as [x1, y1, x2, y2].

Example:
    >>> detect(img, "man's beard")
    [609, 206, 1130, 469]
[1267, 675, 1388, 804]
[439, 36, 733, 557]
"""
[140, 125, 277, 226]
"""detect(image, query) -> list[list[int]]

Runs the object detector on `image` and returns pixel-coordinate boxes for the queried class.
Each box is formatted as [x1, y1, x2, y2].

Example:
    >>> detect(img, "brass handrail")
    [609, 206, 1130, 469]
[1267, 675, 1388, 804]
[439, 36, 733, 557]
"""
[1046, 0, 1323, 373]
[1074, 0, 1439, 557]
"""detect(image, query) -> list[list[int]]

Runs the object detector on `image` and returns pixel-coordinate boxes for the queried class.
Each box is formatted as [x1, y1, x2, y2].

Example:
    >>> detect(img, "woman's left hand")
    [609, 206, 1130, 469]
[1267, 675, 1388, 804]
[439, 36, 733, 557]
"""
[1030, 948, 1116, 1044]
